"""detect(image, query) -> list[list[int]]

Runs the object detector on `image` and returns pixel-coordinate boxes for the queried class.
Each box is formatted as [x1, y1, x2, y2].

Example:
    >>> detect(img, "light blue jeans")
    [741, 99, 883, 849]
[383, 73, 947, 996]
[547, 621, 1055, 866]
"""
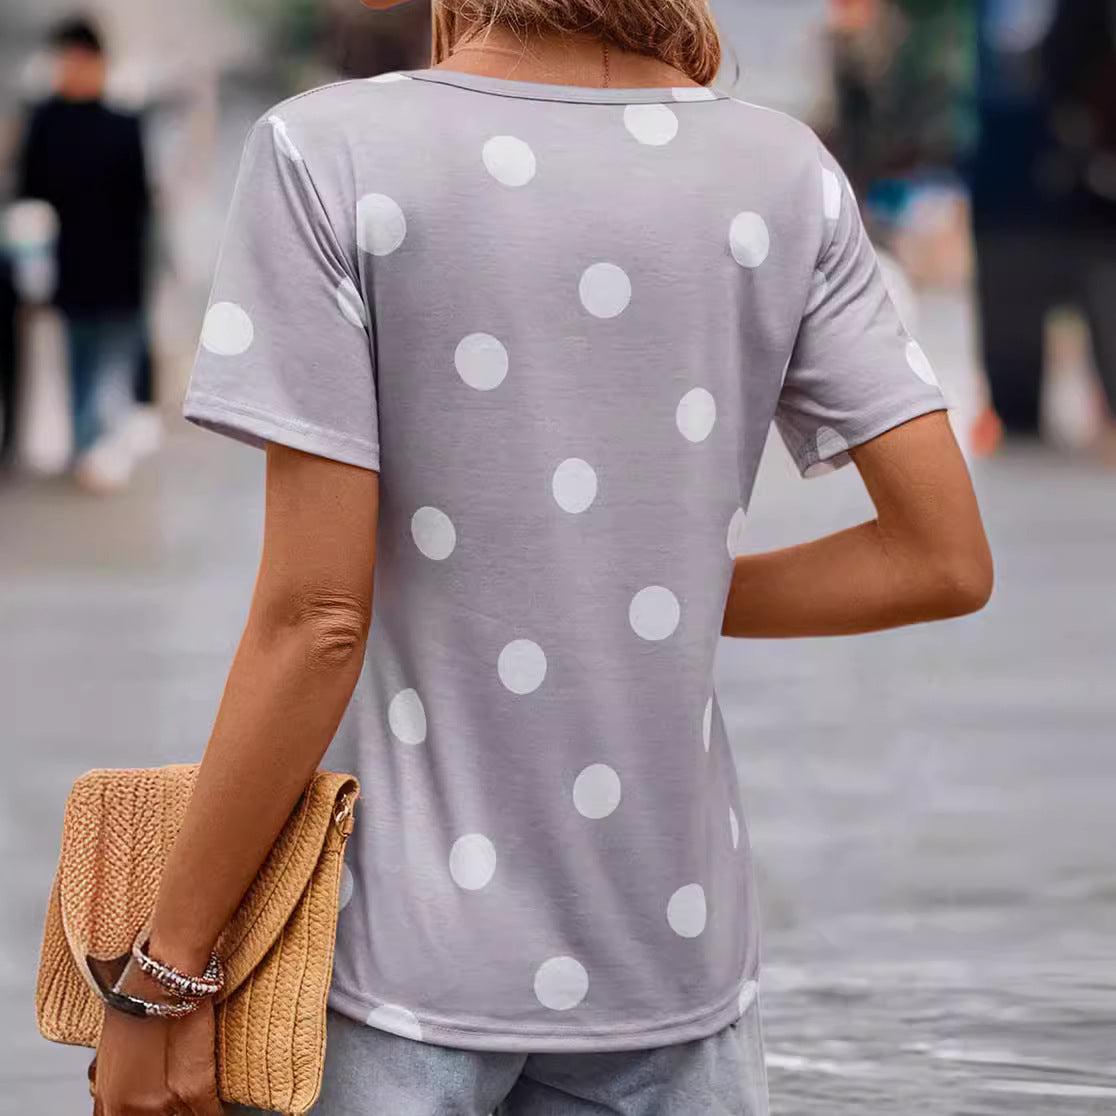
[230, 1006, 769, 1115]
[64, 313, 144, 455]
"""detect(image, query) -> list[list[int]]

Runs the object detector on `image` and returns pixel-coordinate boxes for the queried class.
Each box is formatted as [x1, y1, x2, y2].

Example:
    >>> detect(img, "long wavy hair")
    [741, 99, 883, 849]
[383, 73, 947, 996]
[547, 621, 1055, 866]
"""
[431, 0, 723, 87]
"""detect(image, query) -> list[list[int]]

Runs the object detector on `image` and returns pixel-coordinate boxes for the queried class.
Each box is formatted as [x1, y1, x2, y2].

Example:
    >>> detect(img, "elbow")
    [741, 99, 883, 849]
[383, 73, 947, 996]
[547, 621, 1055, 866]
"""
[929, 547, 995, 618]
[263, 591, 372, 670]
[302, 596, 371, 669]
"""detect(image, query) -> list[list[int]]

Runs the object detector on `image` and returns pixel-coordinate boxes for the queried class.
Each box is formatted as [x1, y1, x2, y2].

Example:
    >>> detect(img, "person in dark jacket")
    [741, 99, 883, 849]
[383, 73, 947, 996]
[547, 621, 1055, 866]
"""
[970, 0, 1116, 455]
[0, 257, 17, 469]
[16, 16, 151, 488]
[1043, 0, 1116, 458]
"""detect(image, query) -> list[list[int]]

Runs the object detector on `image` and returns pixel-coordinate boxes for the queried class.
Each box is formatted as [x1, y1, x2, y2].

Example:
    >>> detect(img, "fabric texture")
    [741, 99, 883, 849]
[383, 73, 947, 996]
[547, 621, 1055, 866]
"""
[184, 70, 947, 1053]
[228, 1002, 768, 1116]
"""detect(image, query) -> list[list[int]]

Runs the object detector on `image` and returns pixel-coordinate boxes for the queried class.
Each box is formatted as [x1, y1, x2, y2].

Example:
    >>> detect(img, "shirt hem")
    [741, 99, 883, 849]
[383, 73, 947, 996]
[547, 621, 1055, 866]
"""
[791, 397, 949, 479]
[326, 977, 755, 1055]
[182, 391, 381, 472]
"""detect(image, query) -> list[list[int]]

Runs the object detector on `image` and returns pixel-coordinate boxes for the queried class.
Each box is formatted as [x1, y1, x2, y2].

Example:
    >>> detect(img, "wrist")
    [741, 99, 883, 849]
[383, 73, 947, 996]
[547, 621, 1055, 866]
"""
[146, 929, 217, 978]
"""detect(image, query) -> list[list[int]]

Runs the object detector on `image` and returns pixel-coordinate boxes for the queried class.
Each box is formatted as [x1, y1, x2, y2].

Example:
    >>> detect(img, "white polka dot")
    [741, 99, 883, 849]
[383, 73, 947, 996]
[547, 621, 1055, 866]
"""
[667, 884, 707, 938]
[455, 333, 509, 392]
[338, 862, 354, 911]
[729, 212, 771, 268]
[411, 507, 456, 561]
[368, 71, 411, 83]
[729, 807, 740, 850]
[906, 340, 939, 387]
[201, 302, 254, 356]
[534, 957, 589, 1011]
[267, 115, 302, 161]
[727, 508, 748, 558]
[702, 697, 714, 752]
[366, 1004, 423, 1041]
[579, 263, 632, 319]
[483, 136, 537, 187]
[388, 688, 427, 746]
[738, 980, 759, 1017]
[552, 459, 598, 515]
[623, 103, 679, 145]
[672, 86, 718, 102]
[356, 193, 407, 257]
[806, 268, 828, 315]
[676, 388, 717, 444]
[449, 833, 497, 891]
[823, 167, 843, 221]
[629, 587, 681, 642]
[498, 640, 547, 695]
[336, 278, 367, 328]
[572, 765, 622, 820]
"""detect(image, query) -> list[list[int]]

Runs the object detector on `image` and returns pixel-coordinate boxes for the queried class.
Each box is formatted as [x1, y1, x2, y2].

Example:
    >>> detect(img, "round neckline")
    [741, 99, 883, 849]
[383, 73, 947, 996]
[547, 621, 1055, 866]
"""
[406, 68, 726, 106]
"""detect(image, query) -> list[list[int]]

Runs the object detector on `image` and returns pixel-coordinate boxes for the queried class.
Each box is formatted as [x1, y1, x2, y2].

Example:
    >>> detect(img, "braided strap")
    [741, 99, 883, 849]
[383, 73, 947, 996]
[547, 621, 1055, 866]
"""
[131, 938, 225, 1001]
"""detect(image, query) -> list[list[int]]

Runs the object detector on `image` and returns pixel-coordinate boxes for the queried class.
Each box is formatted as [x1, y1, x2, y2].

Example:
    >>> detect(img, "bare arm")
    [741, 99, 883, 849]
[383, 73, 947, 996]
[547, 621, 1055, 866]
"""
[147, 445, 379, 971]
[94, 445, 378, 1114]
[723, 412, 994, 638]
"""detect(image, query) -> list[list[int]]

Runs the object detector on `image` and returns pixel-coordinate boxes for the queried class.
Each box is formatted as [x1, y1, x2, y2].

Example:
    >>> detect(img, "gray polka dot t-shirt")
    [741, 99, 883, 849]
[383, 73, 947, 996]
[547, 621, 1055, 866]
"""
[184, 69, 947, 1053]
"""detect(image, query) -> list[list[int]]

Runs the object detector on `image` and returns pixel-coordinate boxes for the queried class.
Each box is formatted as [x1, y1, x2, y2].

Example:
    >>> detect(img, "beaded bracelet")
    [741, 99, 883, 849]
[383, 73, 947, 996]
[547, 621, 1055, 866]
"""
[97, 953, 201, 1020]
[131, 938, 225, 1001]
[103, 983, 199, 1020]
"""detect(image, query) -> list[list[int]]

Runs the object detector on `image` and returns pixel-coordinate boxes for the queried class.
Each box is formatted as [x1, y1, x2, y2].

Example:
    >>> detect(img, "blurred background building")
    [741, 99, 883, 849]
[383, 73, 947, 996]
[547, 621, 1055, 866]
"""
[2, 3, 1114, 1114]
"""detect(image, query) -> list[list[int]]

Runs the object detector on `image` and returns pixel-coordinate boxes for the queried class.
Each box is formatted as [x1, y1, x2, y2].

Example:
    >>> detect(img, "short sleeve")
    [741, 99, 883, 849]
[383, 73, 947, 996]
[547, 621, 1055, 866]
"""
[775, 157, 947, 478]
[183, 115, 379, 471]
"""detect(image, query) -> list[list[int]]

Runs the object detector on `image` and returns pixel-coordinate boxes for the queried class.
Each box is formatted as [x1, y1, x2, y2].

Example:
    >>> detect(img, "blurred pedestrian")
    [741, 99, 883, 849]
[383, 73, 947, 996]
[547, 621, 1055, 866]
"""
[1043, 0, 1116, 459]
[87, 2, 991, 1114]
[826, 0, 973, 197]
[823, 0, 979, 334]
[15, 16, 151, 491]
[969, 0, 1116, 457]
[0, 256, 16, 469]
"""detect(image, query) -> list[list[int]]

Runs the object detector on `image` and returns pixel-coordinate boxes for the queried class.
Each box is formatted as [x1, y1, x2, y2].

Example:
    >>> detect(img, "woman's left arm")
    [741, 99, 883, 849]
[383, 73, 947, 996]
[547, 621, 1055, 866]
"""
[722, 411, 994, 638]
[93, 444, 378, 1115]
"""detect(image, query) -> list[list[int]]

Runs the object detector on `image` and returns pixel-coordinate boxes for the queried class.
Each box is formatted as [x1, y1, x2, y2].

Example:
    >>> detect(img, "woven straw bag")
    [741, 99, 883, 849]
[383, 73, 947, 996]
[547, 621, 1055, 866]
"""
[36, 764, 359, 1115]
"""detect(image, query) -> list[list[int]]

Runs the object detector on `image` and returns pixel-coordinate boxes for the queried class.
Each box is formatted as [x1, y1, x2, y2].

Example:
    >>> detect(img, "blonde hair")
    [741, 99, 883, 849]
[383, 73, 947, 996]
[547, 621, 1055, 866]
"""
[432, 0, 723, 88]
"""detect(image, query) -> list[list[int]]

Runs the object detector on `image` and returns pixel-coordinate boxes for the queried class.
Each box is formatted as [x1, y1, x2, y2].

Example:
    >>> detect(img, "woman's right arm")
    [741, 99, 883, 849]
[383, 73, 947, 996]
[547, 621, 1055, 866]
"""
[93, 445, 379, 1116]
[723, 411, 993, 638]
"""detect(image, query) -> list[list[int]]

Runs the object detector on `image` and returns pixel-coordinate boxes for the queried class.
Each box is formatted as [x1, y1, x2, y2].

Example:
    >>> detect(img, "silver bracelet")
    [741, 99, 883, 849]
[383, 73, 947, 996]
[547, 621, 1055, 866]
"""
[101, 956, 201, 1020]
[131, 938, 225, 1001]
